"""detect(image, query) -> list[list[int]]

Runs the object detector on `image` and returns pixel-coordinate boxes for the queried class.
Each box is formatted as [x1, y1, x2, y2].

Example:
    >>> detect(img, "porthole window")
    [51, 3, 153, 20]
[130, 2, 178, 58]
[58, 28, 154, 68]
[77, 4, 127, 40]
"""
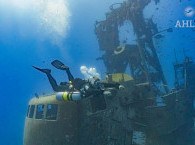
[26, 105, 30, 117]
[46, 104, 58, 120]
[35, 104, 44, 119]
[29, 105, 35, 118]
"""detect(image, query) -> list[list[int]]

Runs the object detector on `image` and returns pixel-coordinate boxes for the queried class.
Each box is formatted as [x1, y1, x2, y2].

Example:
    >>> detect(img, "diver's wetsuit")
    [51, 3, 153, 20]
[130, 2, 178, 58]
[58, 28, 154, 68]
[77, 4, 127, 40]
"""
[46, 73, 69, 92]
[33, 64, 120, 96]
[72, 78, 120, 98]
[65, 68, 74, 82]
[32, 66, 70, 92]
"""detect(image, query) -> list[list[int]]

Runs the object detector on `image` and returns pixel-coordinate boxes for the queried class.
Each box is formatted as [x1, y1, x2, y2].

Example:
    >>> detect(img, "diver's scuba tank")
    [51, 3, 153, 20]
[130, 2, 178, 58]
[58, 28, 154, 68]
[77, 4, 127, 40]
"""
[56, 92, 82, 101]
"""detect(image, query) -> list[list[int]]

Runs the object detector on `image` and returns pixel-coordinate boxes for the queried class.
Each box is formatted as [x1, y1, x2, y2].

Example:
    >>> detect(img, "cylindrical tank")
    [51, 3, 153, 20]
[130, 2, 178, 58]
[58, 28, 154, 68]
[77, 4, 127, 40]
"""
[23, 94, 78, 145]
[56, 91, 82, 101]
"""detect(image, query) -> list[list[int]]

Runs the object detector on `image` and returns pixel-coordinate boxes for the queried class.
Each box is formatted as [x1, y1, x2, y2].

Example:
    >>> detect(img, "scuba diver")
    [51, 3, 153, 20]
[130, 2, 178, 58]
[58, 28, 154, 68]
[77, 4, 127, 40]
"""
[32, 60, 74, 92]
[33, 60, 122, 99]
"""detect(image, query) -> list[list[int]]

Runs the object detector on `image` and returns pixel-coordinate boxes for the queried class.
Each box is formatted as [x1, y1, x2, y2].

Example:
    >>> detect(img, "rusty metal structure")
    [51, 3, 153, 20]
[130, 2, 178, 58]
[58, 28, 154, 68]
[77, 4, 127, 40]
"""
[23, 0, 195, 145]
[95, 0, 168, 94]
[77, 0, 195, 144]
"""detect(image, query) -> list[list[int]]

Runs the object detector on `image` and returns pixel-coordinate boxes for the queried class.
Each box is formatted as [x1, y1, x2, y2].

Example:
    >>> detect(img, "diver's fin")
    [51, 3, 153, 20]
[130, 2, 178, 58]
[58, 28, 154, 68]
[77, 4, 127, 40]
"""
[32, 66, 51, 74]
[51, 60, 69, 70]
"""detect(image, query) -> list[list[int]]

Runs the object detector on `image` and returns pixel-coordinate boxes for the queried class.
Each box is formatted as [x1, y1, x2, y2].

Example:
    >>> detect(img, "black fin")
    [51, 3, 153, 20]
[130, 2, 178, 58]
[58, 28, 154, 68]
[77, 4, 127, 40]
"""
[32, 66, 51, 74]
[51, 60, 69, 70]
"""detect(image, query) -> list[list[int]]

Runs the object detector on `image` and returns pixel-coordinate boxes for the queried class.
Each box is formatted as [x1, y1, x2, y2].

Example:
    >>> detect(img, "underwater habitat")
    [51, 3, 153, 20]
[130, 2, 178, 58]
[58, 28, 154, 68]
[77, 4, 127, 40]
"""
[0, 0, 195, 145]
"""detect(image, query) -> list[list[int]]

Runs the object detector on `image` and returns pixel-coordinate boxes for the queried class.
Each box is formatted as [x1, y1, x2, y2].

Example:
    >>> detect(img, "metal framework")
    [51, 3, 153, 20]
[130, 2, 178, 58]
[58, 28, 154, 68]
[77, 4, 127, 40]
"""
[95, 0, 169, 94]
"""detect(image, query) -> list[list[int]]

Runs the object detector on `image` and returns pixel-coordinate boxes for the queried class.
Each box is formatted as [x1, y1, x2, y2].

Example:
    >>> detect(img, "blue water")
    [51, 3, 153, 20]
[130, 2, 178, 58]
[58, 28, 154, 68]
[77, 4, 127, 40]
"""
[0, 0, 194, 144]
